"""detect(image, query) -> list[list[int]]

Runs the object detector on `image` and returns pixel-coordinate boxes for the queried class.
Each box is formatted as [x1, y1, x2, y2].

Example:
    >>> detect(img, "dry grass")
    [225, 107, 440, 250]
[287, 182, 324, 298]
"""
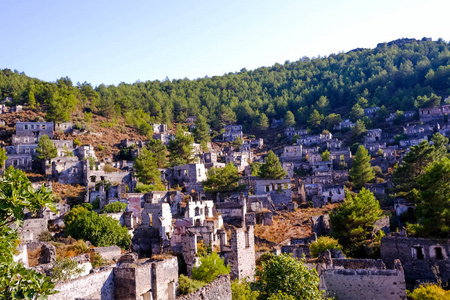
[254, 203, 339, 244]
[51, 182, 85, 205]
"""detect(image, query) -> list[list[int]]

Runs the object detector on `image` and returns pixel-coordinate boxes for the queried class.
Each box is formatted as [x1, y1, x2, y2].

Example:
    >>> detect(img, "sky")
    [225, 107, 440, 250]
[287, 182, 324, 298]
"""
[1, 0, 449, 87]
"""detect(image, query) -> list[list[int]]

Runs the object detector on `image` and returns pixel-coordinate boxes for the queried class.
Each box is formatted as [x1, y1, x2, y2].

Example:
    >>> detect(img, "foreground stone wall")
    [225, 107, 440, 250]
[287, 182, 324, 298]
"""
[320, 268, 406, 300]
[177, 275, 231, 300]
[48, 267, 114, 300]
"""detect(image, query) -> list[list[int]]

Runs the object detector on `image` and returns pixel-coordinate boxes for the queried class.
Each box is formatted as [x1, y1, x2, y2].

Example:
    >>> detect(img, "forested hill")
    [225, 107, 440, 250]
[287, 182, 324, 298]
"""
[1, 37, 450, 133]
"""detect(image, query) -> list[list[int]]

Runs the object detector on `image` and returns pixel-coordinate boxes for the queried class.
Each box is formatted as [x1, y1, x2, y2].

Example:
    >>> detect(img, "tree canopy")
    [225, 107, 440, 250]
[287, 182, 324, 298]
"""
[330, 188, 383, 257]
[202, 162, 243, 194]
[168, 124, 195, 166]
[36, 135, 57, 161]
[254, 253, 323, 300]
[349, 145, 374, 190]
[259, 151, 287, 180]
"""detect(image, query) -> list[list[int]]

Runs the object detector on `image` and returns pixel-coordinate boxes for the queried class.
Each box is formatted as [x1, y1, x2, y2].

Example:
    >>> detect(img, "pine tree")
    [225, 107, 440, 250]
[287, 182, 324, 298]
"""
[168, 124, 195, 166]
[351, 119, 367, 143]
[349, 145, 374, 189]
[307, 109, 324, 129]
[28, 91, 36, 108]
[284, 110, 296, 127]
[259, 151, 287, 179]
[134, 148, 164, 189]
[194, 115, 210, 144]
[258, 113, 269, 130]
[349, 103, 364, 122]
[36, 135, 57, 161]
[321, 150, 330, 161]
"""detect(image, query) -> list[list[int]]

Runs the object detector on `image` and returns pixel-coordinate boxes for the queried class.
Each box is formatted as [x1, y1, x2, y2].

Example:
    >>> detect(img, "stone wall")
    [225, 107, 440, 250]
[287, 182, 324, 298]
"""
[152, 256, 178, 300]
[381, 236, 450, 284]
[320, 268, 406, 300]
[91, 246, 122, 261]
[177, 275, 232, 300]
[17, 218, 48, 242]
[49, 267, 115, 300]
[223, 226, 255, 281]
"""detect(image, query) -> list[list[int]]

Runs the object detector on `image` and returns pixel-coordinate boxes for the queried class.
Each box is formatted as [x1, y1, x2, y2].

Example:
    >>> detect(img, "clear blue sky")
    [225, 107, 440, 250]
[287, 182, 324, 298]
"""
[1, 0, 449, 87]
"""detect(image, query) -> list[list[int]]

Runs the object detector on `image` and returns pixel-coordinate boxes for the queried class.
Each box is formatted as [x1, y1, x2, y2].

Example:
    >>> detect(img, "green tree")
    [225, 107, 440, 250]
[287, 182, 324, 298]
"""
[192, 252, 230, 284]
[0, 147, 8, 169]
[415, 93, 441, 108]
[309, 236, 343, 258]
[349, 103, 364, 122]
[254, 253, 323, 300]
[28, 91, 36, 108]
[430, 132, 449, 160]
[178, 274, 206, 295]
[134, 148, 165, 190]
[392, 110, 405, 125]
[257, 113, 269, 131]
[0, 166, 57, 298]
[36, 135, 57, 161]
[349, 145, 374, 189]
[330, 188, 383, 257]
[307, 109, 324, 129]
[64, 206, 131, 249]
[316, 95, 329, 114]
[376, 105, 389, 123]
[321, 150, 330, 161]
[324, 113, 342, 131]
[146, 138, 168, 168]
[351, 119, 367, 143]
[392, 141, 436, 201]
[194, 115, 210, 144]
[168, 124, 195, 166]
[259, 151, 287, 180]
[284, 110, 296, 127]
[413, 158, 450, 237]
[202, 162, 243, 194]
[250, 162, 262, 176]
[218, 105, 237, 127]
[100, 202, 127, 214]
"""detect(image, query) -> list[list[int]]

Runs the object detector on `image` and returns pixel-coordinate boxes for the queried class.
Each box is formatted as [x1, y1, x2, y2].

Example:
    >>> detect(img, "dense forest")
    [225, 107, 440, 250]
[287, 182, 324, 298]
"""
[1, 38, 450, 133]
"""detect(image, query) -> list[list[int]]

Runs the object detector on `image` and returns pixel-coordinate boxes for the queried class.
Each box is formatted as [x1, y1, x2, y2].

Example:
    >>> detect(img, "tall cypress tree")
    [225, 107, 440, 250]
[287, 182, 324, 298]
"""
[349, 145, 374, 189]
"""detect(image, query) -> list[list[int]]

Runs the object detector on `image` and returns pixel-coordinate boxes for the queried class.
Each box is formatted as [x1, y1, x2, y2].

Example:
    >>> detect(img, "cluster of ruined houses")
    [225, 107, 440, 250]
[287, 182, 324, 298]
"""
[3, 103, 450, 299]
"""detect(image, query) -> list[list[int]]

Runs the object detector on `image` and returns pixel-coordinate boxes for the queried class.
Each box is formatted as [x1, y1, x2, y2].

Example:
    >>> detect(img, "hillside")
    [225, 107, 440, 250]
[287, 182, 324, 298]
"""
[1, 38, 450, 138]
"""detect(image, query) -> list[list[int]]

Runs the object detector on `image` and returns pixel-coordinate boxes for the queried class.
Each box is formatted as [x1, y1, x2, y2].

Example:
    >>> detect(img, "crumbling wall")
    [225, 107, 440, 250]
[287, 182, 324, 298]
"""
[49, 267, 114, 300]
[91, 246, 122, 261]
[320, 268, 406, 300]
[152, 256, 178, 300]
[114, 261, 152, 300]
[17, 218, 48, 242]
[311, 214, 330, 236]
[224, 226, 255, 281]
[381, 236, 450, 284]
[177, 275, 232, 300]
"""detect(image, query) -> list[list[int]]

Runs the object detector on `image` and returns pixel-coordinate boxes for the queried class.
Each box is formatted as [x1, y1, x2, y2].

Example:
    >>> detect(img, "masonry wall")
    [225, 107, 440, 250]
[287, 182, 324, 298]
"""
[177, 275, 232, 300]
[152, 256, 178, 300]
[320, 268, 406, 300]
[381, 236, 450, 284]
[225, 226, 255, 281]
[49, 267, 114, 300]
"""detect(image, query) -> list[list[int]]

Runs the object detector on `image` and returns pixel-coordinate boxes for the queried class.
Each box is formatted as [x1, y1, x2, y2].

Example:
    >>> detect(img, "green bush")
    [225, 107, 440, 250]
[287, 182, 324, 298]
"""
[309, 236, 343, 258]
[192, 252, 230, 284]
[101, 202, 127, 214]
[80, 203, 93, 210]
[231, 279, 259, 300]
[91, 253, 109, 268]
[134, 182, 163, 193]
[409, 284, 450, 299]
[51, 258, 85, 283]
[178, 274, 206, 295]
[64, 206, 131, 249]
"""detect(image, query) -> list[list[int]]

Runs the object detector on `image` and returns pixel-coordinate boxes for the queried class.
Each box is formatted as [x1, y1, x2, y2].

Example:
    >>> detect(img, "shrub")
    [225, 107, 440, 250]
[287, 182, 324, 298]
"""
[80, 203, 93, 210]
[192, 252, 230, 284]
[91, 253, 109, 268]
[103, 164, 119, 173]
[101, 202, 127, 214]
[64, 207, 131, 249]
[409, 284, 450, 299]
[51, 258, 85, 283]
[98, 144, 104, 151]
[38, 231, 53, 242]
[67, 240, 89, 255]
[231, 279, 259, 300]
[134, 183, 163, 193]
[310, 236, 343, 258]
[74, 138, 81, 147]
[178, 275, 206, 295]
